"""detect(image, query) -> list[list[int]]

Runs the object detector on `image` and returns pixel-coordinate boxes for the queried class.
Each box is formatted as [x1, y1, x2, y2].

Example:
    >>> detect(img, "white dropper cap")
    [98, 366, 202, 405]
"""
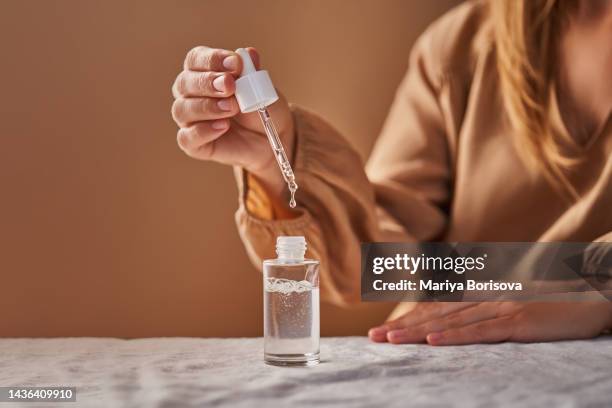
[276, 236, 307, 261]
[234, 48, 279, 113]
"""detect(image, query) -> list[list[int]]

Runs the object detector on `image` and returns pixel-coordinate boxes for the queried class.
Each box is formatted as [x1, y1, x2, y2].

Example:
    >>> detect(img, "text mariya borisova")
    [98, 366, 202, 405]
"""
[372, 279, 523, 292]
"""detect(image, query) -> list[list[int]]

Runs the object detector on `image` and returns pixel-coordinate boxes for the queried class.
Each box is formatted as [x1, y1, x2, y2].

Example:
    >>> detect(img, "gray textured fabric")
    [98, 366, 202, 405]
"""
[1, 337, 611, 407]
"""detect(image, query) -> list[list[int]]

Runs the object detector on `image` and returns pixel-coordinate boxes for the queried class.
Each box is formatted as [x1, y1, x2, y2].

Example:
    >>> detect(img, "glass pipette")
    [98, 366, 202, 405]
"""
[257, 107, 298, 208]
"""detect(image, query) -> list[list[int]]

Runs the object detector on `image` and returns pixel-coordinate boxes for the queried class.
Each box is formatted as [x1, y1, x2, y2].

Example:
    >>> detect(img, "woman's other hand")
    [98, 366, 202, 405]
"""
[368, 302, 612, 346]
[171, 46, 295, 195]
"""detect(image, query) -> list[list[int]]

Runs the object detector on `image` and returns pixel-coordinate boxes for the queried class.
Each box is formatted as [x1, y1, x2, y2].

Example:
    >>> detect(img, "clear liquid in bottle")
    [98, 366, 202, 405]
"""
[263, 236, 320, 366]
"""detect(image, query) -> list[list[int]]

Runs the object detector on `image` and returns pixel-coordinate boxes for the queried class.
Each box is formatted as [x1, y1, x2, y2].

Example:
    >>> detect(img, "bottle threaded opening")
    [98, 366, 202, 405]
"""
[276, 236, 307, 260]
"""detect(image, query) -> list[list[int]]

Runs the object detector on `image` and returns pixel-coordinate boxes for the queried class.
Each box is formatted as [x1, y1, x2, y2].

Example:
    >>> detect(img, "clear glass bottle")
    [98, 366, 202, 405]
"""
[263, 236, 320, 366]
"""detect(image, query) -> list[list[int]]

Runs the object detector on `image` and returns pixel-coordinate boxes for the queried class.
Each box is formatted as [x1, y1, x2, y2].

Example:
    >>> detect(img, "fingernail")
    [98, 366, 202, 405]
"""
[369, 327, 387, 337]
[427, 332, 443, 344]
[211, 120, 228, 130]
[223, 56, 238, 71]
[387, 330, 405, 341]
[212, 75, 226, 92]
[217, 99, 232, 111]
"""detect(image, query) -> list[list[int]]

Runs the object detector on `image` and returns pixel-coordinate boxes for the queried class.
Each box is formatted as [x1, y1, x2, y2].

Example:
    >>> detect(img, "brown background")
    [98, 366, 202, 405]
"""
[0, 0, 459, 337]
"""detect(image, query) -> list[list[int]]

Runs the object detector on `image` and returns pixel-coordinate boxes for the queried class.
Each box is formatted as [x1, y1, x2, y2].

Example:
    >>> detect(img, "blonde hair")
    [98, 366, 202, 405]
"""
[490, 0, 580, 199]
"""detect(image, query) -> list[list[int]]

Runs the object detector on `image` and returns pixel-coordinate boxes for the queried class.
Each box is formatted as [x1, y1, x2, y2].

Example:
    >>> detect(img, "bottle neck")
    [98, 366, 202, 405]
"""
[276, 248, 306, 261]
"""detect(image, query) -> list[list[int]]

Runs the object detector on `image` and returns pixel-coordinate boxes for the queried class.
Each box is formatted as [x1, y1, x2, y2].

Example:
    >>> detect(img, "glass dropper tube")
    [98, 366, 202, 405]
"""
[257, 106, 298, 208]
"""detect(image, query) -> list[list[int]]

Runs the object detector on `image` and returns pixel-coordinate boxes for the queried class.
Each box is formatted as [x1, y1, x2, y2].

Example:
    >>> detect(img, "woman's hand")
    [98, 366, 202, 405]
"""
[171, 46, 295, 195]
[369, 302, 612, 346]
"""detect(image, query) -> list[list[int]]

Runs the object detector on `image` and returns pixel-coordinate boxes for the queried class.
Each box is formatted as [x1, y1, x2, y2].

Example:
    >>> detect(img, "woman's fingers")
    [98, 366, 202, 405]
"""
[368, 302, 478, 343]
[371, 302, 611, 346]
[426, 317, 514, 346]
[386, 303, 501, 344]
[177, 120, 269, 165]
[177, 120, 230, 156]
[368, 328, 390, 342]
[183, 46, 260, 75]
[173, 71, 235, 98]
[184, 46, 242, 75]
[171, 97, 239, 127]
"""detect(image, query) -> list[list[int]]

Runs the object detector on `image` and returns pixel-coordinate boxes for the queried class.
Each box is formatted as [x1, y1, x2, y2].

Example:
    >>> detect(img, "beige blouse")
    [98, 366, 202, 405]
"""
[233, 1, 612, 307]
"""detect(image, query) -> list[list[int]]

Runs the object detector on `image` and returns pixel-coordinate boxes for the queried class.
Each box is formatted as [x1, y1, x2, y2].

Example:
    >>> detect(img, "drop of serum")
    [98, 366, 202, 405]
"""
[289, 189, 297, 208]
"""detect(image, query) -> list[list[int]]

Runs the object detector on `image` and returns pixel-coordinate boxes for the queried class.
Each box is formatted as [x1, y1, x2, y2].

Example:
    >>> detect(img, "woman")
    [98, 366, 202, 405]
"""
[171, 0, 612, 345]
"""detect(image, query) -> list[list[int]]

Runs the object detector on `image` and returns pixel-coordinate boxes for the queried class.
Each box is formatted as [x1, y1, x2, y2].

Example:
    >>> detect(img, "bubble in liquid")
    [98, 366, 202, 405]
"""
[265, 277, 313, 294]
